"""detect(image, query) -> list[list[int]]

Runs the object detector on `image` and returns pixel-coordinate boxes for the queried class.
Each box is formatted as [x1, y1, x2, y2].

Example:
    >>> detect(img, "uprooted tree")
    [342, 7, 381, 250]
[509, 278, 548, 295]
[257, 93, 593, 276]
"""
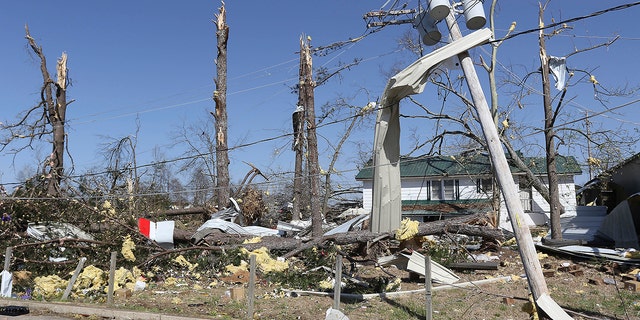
[0, 26, 72, 197]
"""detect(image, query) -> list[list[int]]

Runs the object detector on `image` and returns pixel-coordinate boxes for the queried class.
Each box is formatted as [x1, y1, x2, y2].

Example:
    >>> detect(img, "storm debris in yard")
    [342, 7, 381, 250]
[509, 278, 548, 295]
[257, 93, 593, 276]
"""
[121, 235, 136, 262]
[173, 255, 198, 272]
[26, 222, 94, 242]
[240, 247, 288, 273]
[74, 265, 105, 293]
[395, 218, 419, 241]
[3, 190, 638, 320]
[33, 275, 67, 299]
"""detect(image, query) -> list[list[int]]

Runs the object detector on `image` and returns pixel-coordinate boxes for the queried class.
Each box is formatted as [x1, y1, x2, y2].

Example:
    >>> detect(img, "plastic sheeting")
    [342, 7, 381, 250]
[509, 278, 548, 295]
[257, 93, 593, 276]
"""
[549, 56, 568, 91]
[0, 270, 11, 298]
[26, 222, 95, 241]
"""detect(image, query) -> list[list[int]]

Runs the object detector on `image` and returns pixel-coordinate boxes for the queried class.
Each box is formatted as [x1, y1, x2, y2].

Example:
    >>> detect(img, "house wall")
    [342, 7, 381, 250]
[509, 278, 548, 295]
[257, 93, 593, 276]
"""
[499, 174, 577, 230]
[361, 176, 492, 212]
[528, 175, 578, 215]
[362, 173, 578, 228]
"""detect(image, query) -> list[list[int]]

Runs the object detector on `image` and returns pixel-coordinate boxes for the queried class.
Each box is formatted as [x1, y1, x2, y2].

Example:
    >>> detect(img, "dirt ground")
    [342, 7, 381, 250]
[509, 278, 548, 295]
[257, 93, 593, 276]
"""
[28, 246, 639, 320]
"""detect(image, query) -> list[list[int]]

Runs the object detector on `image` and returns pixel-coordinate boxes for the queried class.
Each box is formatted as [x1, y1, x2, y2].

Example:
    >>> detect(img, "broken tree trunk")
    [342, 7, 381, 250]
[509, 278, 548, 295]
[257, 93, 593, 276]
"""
[213, 2, 231, 207]
[167, 212, 503, 257]
[25, 25, 69, 197]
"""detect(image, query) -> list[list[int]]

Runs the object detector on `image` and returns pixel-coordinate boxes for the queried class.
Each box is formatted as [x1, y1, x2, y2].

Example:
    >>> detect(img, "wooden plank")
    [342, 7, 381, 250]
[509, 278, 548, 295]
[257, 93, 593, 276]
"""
[448, 262, 499, 270]
[61, 257, 86, 301]
[536, 293, 573, 320]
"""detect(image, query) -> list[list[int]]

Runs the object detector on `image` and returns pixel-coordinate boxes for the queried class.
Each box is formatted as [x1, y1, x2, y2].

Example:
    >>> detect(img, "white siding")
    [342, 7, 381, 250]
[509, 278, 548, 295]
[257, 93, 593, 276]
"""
[362, 180, 373, 212]
[459, 177, 490, 200]
[361, 176, 492, 212]
[361, 173, 578, 228]
[529, 175, 577, 215]
[499, 174, 578, 230]
[401, 178, 430, 202]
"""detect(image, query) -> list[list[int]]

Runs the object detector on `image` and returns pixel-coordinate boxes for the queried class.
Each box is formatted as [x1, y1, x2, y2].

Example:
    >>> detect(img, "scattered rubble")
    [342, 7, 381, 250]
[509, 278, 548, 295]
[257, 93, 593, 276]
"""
[3, 202, 640, 319]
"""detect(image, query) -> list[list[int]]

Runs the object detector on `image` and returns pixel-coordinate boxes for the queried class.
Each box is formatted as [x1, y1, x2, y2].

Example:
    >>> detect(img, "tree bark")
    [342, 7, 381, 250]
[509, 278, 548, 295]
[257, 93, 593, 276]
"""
[299, 36, 322, 237]
[539, 6, 563, 239]
[292, 82, 305, 220]
[25, 26, 68, 197]
[213, 3, 230, 207]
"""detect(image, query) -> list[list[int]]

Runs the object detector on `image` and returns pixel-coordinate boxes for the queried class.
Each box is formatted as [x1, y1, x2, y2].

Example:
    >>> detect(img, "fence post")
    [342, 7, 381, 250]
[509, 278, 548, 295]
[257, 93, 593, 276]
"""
[425, 255, 432, 320]
[247, 254, 256, 319]
[3, 247, 12, 271]
[107, 252, 117, 305]
[62, 257, 87, 301]
[333, 254, 343, 311]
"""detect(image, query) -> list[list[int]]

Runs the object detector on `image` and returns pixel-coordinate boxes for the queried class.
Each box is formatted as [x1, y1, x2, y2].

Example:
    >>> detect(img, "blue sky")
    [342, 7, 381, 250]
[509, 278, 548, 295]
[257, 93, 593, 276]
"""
[1, 1, 639, 193]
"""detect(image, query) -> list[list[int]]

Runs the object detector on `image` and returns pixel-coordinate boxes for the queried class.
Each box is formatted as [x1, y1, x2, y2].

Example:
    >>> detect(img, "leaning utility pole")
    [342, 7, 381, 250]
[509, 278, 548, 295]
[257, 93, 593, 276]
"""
[366, 3, 571, 316]
[298, 35, 322, 237]
[444, 12, 569, 318]
[213, 3, 231, 207]
[538, 4, 563, 240]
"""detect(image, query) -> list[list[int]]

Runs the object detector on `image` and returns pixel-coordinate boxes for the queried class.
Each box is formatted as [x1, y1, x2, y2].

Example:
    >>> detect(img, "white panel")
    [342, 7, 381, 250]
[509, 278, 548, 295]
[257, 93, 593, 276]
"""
[362, 181, 373, 212]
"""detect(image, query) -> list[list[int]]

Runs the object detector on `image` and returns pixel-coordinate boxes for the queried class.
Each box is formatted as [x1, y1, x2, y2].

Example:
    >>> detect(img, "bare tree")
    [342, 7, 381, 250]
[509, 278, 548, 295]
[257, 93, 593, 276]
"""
[213, 2, 230, 207]
[172, 115, 218, 202]
[0, 26, 72, 196]
[99, 124, 140, 214]
[537, 3, 564, 239]
[317, 96, 375, 218]
[189, 165, 213, 206]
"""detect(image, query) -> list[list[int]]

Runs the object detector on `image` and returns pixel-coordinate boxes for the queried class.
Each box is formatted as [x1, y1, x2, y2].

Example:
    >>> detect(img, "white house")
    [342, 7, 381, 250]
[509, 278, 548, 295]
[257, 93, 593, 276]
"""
[355, 153, 582, 230]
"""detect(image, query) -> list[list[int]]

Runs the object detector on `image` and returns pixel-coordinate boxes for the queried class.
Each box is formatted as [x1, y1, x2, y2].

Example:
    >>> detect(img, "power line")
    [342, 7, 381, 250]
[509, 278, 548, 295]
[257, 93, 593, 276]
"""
[493, 2, 640, 43]
[6, 1, 640, 194]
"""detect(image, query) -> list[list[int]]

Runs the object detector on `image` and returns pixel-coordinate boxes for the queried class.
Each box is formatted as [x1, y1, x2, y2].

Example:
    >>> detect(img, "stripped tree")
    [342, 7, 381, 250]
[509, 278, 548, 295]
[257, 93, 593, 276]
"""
[213, 2, 231, 207]
[0, 26, 71, 197]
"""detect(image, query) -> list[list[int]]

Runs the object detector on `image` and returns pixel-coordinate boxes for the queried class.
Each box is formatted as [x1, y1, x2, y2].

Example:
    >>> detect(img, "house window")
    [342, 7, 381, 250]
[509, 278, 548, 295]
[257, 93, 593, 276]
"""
[519, 179, 533, 212]
[430, 179, 459, 200]
[476, 178, 493, 193]
[431, 181, 441, 200]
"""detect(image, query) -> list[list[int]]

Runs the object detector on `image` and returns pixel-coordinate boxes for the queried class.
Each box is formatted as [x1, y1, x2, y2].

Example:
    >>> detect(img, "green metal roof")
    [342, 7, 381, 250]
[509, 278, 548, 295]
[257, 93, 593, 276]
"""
[355, 153, 582, 180]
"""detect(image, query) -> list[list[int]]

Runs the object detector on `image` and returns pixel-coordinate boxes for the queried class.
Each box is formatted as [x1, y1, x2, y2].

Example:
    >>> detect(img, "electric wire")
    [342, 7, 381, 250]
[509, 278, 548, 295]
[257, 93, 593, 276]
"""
[492, 2, 640, 44]
[3, 1, 640, 201]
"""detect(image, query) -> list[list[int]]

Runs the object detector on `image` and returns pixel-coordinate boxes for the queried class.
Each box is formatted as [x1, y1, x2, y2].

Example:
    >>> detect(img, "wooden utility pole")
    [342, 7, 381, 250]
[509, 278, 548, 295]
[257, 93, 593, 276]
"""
[538, 4, 563, 240]
[298, 35, 322, 237]
[444, 13, 554, 309]
[213, 3, 231, 207]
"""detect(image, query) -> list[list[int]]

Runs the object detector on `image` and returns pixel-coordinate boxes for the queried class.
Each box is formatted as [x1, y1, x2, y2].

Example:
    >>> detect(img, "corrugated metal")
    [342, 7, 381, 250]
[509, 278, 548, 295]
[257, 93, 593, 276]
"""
[560, 206, 607, 241]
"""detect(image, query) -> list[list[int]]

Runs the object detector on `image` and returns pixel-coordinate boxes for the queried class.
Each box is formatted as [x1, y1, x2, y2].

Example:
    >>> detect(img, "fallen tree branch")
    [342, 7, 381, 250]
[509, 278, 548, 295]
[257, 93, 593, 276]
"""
[144, 212, 503, 263]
